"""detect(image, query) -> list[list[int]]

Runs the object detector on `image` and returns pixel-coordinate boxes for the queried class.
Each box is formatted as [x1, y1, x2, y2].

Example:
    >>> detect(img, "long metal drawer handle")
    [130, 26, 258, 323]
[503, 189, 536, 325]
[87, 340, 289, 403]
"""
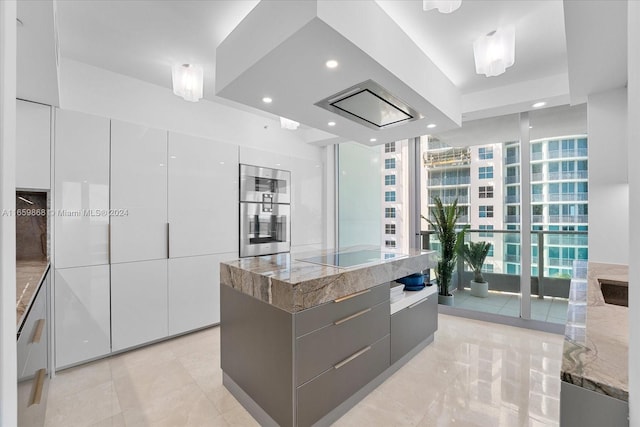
[31, 319, 45, 344]
[334, 289, 370, 303]
[334, 308, 371, 326]
[334, 346, 372, 370]
[30, 369, 46, 406]
[408, 297, 430, 309]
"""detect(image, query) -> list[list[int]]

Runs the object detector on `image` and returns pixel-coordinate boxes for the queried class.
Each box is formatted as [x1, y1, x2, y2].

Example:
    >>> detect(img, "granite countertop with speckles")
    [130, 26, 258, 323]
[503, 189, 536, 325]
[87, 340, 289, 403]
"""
[220, 247, 437, 313]
[561, 261, 628, 402]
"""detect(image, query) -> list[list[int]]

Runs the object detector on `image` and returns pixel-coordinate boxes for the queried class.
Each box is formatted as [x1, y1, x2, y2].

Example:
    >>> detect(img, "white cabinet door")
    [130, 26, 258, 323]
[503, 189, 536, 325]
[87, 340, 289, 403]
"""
[168, 253, 232, 335]
[111, 259, 168, 351]
[16, 100, 51, 190]
[291, 157, 324, 249]
[54, 109, 110, 268]
[168, 133, 238, 257]
[54, 265, 111, 368]
[110, 120, 168, 263]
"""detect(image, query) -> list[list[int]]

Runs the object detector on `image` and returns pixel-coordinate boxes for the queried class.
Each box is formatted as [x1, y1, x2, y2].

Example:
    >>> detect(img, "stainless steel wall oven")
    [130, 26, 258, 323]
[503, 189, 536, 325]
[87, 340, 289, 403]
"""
[239, 164, 291, 257]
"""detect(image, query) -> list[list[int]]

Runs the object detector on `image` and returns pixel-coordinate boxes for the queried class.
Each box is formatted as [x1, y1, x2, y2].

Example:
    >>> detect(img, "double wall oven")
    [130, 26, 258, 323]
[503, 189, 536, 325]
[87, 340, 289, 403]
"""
[239, 164, 291, 257]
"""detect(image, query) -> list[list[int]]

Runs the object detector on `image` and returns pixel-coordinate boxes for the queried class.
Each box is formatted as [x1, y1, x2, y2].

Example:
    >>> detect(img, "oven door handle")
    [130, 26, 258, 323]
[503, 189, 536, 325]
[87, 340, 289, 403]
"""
[262, 193, 274, 212]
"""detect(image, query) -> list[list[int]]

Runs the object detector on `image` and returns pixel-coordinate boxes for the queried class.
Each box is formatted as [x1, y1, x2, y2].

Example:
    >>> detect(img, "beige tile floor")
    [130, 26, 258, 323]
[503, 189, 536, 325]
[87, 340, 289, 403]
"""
[44, 314, 563, 427]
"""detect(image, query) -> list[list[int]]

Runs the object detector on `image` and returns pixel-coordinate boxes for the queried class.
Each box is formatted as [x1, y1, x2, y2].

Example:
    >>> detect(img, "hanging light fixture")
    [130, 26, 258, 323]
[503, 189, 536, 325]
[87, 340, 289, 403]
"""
[280, 117, 300, 130]
[422, 0, 462, 14]
[172, 64, 204, 102]
[473, 27, 516, 77]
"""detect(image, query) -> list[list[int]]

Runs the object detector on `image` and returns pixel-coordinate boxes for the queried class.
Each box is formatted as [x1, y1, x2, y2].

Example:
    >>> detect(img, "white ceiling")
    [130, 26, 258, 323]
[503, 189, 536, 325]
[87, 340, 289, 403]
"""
[56, 0, 259, 101]
[52, 0, 627, 144]
[376, 0, 568, 95]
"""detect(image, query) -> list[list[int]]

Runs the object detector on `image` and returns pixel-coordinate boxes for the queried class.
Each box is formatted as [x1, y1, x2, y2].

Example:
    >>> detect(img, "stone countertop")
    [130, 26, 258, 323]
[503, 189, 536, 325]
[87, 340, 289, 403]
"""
[16, 259, 50, 331]
[561, 261, 628, 402]
[220, 248, 437, 313]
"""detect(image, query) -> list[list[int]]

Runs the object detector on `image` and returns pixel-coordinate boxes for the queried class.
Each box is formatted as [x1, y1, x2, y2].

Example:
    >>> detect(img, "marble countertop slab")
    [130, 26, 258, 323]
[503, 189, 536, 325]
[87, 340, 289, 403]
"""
[561, 261, 628, 402]
[220, 248, 437, 313]
[16, 259, 49, 331]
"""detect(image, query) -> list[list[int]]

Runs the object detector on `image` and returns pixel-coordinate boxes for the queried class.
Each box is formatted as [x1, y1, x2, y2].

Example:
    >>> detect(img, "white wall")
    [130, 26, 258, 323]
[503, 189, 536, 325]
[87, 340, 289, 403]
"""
[627, 1, 639, 425]
[59, 58, 322, 162]
[337, 142, 382, 249]
[587, 88, 629, 265]
[0, 2, 17, 426]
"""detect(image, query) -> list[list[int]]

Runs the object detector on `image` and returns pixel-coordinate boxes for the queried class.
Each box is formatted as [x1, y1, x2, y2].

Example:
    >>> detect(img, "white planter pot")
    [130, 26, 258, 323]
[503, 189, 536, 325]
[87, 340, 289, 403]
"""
[438, 294, 454, 306]
[470, 280, 489, 298]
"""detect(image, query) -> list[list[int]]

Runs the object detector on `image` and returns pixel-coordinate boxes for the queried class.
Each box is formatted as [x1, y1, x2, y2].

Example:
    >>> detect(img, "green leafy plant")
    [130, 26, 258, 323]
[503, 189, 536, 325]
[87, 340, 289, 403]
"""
[460, 240, 492, 283]
[425, 196, 467, 296]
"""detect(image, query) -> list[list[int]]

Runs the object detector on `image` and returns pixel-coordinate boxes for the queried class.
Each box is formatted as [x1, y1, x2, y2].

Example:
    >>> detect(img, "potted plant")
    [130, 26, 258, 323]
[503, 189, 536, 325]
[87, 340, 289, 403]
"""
[460, 240, 492, 298]
[425, 196, 467, 306]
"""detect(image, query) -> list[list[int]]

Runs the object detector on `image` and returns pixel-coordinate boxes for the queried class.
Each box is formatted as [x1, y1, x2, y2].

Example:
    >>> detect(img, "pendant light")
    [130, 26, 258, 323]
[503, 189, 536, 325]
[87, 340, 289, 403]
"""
[172, 64, 204, 102]
[473, 27, 516, 77]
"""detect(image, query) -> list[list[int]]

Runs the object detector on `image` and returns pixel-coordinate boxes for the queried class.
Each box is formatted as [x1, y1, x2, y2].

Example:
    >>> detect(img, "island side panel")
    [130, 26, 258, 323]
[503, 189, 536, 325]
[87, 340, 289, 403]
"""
[220, 284, 294, 427]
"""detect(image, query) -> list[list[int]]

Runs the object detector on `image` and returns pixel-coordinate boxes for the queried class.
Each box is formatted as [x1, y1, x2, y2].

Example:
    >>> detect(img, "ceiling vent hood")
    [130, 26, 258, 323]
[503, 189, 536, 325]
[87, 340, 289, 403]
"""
[315, 80, 423, 130]
[215, 0, 461, 146]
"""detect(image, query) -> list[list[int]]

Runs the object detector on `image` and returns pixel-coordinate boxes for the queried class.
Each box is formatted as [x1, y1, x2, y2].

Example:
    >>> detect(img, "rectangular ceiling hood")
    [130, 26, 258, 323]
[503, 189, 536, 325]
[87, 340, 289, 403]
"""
[315, 80, 423, 130]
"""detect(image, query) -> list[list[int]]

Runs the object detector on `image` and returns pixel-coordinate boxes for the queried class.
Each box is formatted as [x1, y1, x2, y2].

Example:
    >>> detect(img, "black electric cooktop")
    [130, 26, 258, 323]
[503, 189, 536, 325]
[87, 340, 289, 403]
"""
[297, 249, 406, 268]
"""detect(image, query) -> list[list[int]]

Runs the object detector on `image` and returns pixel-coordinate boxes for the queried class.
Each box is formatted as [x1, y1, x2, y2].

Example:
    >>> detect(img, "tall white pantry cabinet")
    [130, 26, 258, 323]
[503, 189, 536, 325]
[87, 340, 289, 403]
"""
[54, 110, 236, 368]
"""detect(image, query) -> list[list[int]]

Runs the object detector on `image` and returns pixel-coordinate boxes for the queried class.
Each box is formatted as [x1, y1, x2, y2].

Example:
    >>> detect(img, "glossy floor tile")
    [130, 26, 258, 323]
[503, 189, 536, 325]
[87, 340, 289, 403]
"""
[44, 314, 563, 427]
[452, 289, 568, 324]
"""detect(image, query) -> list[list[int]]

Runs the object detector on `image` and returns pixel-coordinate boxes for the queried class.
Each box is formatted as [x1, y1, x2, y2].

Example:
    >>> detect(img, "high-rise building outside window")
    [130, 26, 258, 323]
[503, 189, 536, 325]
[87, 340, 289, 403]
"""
[479, 147, 493, 160]
[479, 166, 493, 179]
[479, 186, 493, 198]
[385, 158, 396, 169]
[479, 205, 494, 217]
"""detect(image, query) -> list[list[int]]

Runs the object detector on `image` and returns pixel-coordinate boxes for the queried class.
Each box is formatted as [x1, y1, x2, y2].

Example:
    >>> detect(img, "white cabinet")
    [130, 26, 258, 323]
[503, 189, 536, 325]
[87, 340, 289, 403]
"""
[291, 157, 324, 249]
[111, 260, 168, 351]
[54, 265, 111, 368]
[239, 146, 293, 171]
[16, 100, 51, 190]
[168, 253, 232, 335]
[168, 133, 238, 257]
[110, 120, 168, 263]
[54, 109, 110, 269]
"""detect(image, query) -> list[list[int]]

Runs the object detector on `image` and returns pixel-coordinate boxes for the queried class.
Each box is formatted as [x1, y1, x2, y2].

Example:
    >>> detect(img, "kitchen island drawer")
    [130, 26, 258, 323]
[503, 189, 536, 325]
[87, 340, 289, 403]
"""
[296, 300, 389, 386]
[390, 294, 437, 364]
[296, 334, 390, 427]
[295, 282, 389, 337]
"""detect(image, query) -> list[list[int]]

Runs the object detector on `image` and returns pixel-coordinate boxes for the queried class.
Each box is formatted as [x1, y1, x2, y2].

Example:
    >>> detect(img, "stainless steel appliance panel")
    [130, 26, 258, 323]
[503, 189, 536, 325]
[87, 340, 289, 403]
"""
[240, 202, 290, 257]
[240, 164, 291, 204]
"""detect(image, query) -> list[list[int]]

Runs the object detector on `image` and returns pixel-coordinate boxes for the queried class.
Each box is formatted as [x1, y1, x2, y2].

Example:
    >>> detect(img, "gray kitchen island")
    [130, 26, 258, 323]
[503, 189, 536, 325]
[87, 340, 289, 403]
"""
[220, 248, 438, 427]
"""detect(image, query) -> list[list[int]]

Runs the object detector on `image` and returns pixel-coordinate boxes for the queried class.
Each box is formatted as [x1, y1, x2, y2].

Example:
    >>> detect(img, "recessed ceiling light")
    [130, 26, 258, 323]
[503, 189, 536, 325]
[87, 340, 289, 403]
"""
[328, 121, 336, 127]
[326, 59, 339, 69]
[427, 123, 437, 129]
[529, 125, 533, 129]
[370, 138, 377, 142]
[532, 101, 546, 108]
[262, 97, 273, 104]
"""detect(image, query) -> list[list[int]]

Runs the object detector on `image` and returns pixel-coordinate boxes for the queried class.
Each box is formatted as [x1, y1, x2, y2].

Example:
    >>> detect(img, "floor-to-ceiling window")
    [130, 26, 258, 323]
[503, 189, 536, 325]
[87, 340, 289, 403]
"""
[336, 104, 587, 330]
